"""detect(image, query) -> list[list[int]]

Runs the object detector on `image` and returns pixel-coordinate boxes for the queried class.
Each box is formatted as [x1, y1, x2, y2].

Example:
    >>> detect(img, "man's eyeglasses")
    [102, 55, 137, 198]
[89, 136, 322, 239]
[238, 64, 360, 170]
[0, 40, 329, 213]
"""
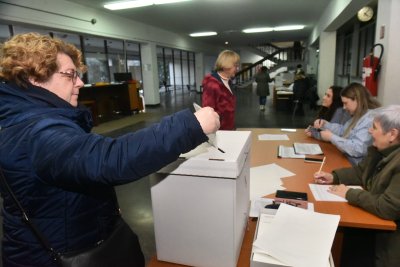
[57, 70, 81, 84]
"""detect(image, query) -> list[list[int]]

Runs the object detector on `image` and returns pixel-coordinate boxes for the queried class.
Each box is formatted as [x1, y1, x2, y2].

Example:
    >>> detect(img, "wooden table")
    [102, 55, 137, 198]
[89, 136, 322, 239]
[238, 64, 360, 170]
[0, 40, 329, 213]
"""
[149, 128, 396, 267]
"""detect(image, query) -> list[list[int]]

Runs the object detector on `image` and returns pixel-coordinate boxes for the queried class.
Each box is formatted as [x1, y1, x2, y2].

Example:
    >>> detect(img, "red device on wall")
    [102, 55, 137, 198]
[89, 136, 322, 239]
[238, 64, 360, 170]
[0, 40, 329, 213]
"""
[362, 43, 384, 96]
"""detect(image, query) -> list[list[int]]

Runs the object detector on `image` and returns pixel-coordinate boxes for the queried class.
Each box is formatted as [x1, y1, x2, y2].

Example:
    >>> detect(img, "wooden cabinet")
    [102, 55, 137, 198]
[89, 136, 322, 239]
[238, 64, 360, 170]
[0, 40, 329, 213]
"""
[79, 82, 143, 124]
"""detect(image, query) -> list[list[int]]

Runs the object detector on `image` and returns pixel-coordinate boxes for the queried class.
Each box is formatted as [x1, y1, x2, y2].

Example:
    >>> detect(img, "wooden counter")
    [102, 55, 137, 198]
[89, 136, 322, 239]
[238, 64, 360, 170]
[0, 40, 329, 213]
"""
[79, 82, 142, 124]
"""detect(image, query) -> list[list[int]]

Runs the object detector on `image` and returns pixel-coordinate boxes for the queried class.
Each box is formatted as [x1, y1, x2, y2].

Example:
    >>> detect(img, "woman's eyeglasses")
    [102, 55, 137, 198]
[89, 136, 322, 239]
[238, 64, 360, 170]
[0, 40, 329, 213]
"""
[57, 70, 81, 84]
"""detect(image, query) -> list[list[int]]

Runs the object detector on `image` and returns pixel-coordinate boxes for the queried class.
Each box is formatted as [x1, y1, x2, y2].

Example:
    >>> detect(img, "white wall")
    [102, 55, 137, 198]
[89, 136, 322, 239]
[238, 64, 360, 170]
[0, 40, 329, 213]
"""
[239, 50, 263, 65]
[317, 32, 336, 101]
[374, 0, 400, 106]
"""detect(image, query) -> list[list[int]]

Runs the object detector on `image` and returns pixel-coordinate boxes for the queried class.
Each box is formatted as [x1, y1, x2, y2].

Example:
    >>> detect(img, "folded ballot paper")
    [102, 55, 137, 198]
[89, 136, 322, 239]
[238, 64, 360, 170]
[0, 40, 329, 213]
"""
[251, 204, 339, 267]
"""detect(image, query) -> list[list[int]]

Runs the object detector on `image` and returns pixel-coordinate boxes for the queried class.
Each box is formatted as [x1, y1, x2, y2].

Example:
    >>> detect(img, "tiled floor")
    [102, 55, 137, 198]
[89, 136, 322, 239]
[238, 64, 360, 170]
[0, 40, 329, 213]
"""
[97, 85, 316, 264]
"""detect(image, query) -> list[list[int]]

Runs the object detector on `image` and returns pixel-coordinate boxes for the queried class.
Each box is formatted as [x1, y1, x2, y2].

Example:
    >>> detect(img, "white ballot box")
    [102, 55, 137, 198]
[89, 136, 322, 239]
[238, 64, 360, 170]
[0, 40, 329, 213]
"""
[151, 130, 251, 267]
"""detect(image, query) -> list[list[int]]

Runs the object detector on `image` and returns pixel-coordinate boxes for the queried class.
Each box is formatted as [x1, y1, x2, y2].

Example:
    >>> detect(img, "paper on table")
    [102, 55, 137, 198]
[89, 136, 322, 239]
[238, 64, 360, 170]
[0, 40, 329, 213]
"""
[253, 204, 340, 267]
[293, 142, 323, 155]
[278, 145, 305, 158]
[281, 128, 297, 132]
[259, 134, 289, 141]
[250, 163, 295, 200]
[309, 184, 363, 202]
[249, 198, 274, 217]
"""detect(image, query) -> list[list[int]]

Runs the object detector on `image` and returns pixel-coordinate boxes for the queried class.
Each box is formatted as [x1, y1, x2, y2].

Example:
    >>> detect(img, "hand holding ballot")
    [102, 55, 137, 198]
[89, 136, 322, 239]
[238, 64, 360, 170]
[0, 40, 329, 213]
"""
[194, 106, 220, 135]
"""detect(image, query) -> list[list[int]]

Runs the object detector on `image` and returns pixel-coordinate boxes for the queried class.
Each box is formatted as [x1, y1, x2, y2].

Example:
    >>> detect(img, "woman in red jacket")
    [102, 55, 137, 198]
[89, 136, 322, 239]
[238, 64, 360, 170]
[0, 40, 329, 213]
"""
[202, 50, 240, 130]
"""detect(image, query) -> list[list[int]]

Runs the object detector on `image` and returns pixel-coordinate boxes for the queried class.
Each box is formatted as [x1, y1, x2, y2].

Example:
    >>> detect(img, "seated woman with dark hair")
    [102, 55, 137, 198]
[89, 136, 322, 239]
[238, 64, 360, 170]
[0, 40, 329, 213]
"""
[309, 83, 380, 165]
[305, 85, 351, 139]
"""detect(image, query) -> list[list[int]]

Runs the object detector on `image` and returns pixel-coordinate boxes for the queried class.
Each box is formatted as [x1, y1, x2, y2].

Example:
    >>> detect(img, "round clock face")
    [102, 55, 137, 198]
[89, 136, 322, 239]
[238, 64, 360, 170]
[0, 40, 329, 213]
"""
[357, 6, 374, 22]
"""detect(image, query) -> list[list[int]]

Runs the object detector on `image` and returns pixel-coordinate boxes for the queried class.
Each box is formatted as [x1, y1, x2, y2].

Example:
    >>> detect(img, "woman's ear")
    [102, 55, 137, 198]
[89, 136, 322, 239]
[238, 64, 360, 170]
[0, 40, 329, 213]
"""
[28, 77, 45, 88]
[28, 77, 39, 86]
[389, 128, 399, 143]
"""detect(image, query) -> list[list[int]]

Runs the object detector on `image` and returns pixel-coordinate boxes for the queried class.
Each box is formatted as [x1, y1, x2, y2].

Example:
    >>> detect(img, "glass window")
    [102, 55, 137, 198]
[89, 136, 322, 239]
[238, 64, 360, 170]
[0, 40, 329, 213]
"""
[0, 24, 10, 43]
[126, 41, 141, 82]
[52, 31, 81, 50]
[173, 49, 182, 89]
[357, 23, 376, 77]
[84, 36, 109, 83]
[106, 39, 124, 82]
[157, 47, 166, 88]
[157, 47, 174, 91]
[342, 34, 352, 76]
[189, 52, 195, 89]
[181, 51, 189, 89]
[13, 25, 51, 36]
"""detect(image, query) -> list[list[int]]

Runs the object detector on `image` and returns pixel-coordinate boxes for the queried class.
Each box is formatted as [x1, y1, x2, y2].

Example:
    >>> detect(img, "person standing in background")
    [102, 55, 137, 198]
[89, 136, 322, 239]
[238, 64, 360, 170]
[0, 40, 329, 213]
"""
[293, 41, 302, 60]
[292, 70, 309, 116]
[254, 66, 273, 111]
[202, 50, 240, 130]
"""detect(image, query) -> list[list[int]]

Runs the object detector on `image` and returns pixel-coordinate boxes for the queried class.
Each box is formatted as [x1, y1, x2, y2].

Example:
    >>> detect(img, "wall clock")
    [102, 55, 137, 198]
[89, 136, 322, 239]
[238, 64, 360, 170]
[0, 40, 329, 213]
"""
[357, 6, 374, 22]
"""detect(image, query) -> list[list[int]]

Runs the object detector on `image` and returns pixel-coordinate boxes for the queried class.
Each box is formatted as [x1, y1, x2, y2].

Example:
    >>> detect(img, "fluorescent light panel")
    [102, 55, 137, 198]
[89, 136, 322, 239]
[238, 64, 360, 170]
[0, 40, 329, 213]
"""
[104, 0, 190, 10]
[243, 25, 305, 33]
[243, 27, 273, 33]
[190, 32, 217, 37]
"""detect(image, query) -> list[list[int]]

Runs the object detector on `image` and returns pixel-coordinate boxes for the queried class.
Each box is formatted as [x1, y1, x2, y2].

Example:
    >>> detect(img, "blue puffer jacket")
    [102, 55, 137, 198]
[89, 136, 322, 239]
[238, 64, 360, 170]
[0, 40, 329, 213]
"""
[0, 81, 207, 266]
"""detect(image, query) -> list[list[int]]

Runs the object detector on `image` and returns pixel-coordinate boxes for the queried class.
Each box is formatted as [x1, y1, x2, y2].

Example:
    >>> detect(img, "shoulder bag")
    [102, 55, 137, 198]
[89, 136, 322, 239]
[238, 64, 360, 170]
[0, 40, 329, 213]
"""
[0, 167, 145, 267]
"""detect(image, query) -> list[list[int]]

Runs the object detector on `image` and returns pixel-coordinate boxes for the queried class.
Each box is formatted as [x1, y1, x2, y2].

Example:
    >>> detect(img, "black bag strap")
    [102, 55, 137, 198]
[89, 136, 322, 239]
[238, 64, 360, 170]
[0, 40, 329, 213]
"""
[0, 167, 60, 261]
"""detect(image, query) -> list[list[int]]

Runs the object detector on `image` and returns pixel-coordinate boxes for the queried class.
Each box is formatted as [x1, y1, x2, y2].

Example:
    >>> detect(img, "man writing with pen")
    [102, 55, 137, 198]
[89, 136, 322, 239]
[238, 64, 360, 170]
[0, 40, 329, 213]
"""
[314, 105, 400, 267]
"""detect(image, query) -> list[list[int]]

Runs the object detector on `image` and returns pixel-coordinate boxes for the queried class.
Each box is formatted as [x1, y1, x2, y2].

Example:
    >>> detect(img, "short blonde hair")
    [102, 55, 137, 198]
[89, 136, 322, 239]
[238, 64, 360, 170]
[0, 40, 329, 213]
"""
[214, 50, 240, 71]
[0, 32, 86, 88]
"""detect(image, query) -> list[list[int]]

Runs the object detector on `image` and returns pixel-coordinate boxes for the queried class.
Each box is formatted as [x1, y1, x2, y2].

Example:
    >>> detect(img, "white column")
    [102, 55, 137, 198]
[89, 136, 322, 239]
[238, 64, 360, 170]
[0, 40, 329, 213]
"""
[375, 0, 400, 105]
[195, 52, 205, 93]
[141, 42, 160, 105]
[317, 31, 336, 101]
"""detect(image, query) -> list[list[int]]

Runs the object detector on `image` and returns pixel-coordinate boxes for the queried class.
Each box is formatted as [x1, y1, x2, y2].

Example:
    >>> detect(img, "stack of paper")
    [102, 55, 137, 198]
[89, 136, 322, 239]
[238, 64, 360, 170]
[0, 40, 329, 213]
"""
[277, 145, 305, 159]
[309, 184, 363, 202]
[293, 143, 323, 155]
[252, 204, 339, 267]
[250, 163, 295, 200]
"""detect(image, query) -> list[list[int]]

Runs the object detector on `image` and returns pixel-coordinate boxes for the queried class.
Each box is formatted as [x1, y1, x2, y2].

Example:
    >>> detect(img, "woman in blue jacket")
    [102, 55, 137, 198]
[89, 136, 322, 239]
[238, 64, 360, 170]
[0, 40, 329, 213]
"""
[311, 83, 380, 165]
[0, 33, 220, 266]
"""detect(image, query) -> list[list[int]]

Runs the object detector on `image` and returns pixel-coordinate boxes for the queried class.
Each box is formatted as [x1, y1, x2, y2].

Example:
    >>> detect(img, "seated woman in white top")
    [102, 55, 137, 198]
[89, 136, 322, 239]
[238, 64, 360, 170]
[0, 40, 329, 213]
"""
[310, 83, 380, 165]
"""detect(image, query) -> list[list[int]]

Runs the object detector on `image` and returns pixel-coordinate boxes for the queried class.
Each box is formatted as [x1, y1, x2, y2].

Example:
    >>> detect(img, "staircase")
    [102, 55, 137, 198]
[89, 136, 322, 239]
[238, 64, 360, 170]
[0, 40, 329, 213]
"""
[234, 43, 304, 87]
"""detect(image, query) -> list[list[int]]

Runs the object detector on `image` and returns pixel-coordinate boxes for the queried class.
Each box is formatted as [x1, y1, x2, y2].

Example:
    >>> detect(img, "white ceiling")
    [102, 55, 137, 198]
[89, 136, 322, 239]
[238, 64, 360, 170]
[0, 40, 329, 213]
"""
[66, 0, 333, 47]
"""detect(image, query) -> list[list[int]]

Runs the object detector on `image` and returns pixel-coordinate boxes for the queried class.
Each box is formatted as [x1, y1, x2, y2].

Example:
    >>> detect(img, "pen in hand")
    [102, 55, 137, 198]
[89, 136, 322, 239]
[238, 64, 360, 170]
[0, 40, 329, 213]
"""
[317, 156, 326, 173]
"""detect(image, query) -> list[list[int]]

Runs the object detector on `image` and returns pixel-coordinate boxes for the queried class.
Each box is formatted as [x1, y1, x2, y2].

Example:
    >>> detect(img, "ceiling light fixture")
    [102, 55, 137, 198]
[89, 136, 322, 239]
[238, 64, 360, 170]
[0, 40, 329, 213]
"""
[242, 27, 273, 33]
[274, 25, 305, 31]
[189, 32, 217, 37]
[104, 0, 191, 10]
[243, 25, 305, 33]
